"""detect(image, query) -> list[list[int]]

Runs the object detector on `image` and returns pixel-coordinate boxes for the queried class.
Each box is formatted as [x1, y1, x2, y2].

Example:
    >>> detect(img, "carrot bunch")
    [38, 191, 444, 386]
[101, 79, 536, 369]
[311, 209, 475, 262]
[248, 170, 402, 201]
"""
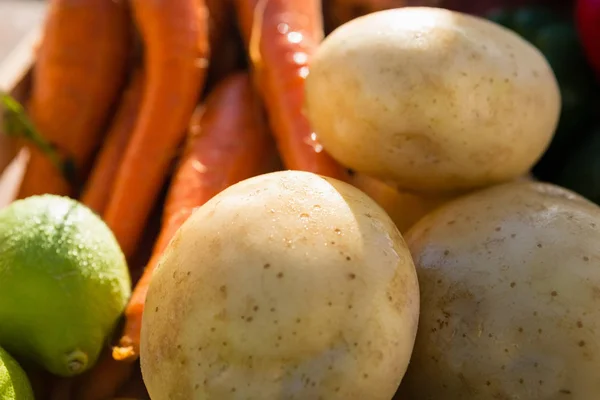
[18, 0, 132, 199]
[7, 0, 362, 398]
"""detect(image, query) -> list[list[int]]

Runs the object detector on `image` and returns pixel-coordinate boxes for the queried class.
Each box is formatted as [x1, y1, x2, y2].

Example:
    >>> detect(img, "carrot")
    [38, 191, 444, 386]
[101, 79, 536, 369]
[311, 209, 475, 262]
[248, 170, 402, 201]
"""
[18, 0, 131, 199]
[102, 0, 210, 258]
[112, 72, 277, 362]
[234, 0, 350, 180]
[80, 69, 145, 215]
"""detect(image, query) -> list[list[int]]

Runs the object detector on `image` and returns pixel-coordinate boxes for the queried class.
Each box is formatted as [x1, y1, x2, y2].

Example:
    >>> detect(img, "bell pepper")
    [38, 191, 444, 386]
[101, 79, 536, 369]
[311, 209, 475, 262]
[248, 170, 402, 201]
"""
[486, 6, 600, 181]
[576, 0, 600, 79]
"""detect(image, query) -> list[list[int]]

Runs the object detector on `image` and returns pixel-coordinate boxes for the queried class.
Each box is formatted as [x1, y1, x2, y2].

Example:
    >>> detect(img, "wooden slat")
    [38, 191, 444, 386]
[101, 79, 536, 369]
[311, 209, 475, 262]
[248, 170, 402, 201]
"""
[0, 25, 42, 207]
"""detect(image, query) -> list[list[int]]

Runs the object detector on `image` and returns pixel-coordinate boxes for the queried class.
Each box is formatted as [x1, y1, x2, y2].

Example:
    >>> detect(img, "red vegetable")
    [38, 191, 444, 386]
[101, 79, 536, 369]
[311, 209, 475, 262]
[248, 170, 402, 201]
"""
[18, 0, 131, 198]
[102, 0, 210, 259]
[234, 0, 349, 180]
[576, 0, 600, 78]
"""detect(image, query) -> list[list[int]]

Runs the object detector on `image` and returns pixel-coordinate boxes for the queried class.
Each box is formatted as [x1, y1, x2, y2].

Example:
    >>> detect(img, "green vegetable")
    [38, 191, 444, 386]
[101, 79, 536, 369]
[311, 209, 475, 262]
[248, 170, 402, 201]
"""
[0, 346, 34, 400]
[0, 92, 76, 186]
[486, 6, 600, 181]
[0, 194, 131, 377]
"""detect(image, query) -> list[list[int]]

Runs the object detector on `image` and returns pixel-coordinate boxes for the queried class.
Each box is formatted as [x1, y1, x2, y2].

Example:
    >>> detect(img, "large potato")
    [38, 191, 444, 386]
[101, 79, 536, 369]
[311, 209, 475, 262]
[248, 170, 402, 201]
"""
[140, 170, 420, 400]
[305, 7, 560, 193]
[398, 180, 600, 399]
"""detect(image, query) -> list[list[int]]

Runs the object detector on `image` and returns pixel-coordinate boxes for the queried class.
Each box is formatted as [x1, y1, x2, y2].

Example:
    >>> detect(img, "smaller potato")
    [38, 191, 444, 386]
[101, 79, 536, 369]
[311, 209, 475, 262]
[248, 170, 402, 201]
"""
[351, 173, 456, 233]
[398, 180, 600, 399]
[305, 7, 560, 193]
[140, 170, 420, 400]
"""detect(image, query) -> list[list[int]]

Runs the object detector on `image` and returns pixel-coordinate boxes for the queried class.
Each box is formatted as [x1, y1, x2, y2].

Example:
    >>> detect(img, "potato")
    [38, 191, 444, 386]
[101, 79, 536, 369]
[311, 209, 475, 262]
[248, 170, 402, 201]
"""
[351, 173, 457, 233]
[305, 7, 560, 193]
[140, 170, 420, 400]
[397, 180, 600, 399]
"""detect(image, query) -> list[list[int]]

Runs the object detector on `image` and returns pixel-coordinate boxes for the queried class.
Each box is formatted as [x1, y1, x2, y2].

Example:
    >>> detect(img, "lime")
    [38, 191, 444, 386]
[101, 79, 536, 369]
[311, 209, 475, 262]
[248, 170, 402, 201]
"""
[0, 345, 34, 400]
[0, 195, 131, 377]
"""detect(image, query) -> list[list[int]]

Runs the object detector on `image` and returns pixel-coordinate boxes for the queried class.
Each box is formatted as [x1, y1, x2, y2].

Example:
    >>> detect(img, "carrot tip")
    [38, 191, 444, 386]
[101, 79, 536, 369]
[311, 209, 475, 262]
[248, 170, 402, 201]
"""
[112, 345, 137, 362]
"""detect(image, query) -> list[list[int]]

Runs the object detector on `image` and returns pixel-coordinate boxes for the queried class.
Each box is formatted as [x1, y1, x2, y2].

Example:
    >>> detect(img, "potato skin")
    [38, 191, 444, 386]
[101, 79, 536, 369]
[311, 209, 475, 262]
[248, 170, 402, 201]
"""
[351, 173, 457, 233]
[305, 7, 560, 193]
[140, 171, 420, 400]
[398, 181, 600, 399]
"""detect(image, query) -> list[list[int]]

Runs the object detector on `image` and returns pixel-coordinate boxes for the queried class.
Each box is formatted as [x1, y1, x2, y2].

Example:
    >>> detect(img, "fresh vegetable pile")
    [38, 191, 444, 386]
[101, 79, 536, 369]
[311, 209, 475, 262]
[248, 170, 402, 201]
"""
[0, 0, 599, 399]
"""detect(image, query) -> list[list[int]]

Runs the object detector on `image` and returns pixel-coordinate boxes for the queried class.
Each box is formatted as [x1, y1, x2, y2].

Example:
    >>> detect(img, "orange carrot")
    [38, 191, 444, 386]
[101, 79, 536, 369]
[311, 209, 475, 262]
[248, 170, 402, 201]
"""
[18, 0, 131, 198]
[234, 0, 349, 180]
[102, 0, 210, 258]
[113, 72, 277, 362]
[80, 69, 145, 215]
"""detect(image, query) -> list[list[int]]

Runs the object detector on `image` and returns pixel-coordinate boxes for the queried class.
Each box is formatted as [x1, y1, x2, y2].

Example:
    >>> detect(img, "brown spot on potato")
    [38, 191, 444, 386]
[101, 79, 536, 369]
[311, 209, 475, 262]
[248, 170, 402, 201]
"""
[551, 290, 558, 297]
[277, 272, 284, 278]
[209, 237, 222, 254]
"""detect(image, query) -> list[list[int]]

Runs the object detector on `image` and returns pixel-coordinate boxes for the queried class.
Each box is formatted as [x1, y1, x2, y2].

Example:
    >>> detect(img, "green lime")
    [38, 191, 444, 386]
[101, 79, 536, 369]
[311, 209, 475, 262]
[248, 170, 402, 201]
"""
[0, 195, 131, 377]
[0, 345, 34, 400]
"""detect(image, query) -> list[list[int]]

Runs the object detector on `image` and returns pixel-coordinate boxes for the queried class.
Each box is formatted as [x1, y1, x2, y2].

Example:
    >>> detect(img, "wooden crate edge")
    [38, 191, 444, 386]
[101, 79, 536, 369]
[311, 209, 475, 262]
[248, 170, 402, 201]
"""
[0, 25, 41, 208]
